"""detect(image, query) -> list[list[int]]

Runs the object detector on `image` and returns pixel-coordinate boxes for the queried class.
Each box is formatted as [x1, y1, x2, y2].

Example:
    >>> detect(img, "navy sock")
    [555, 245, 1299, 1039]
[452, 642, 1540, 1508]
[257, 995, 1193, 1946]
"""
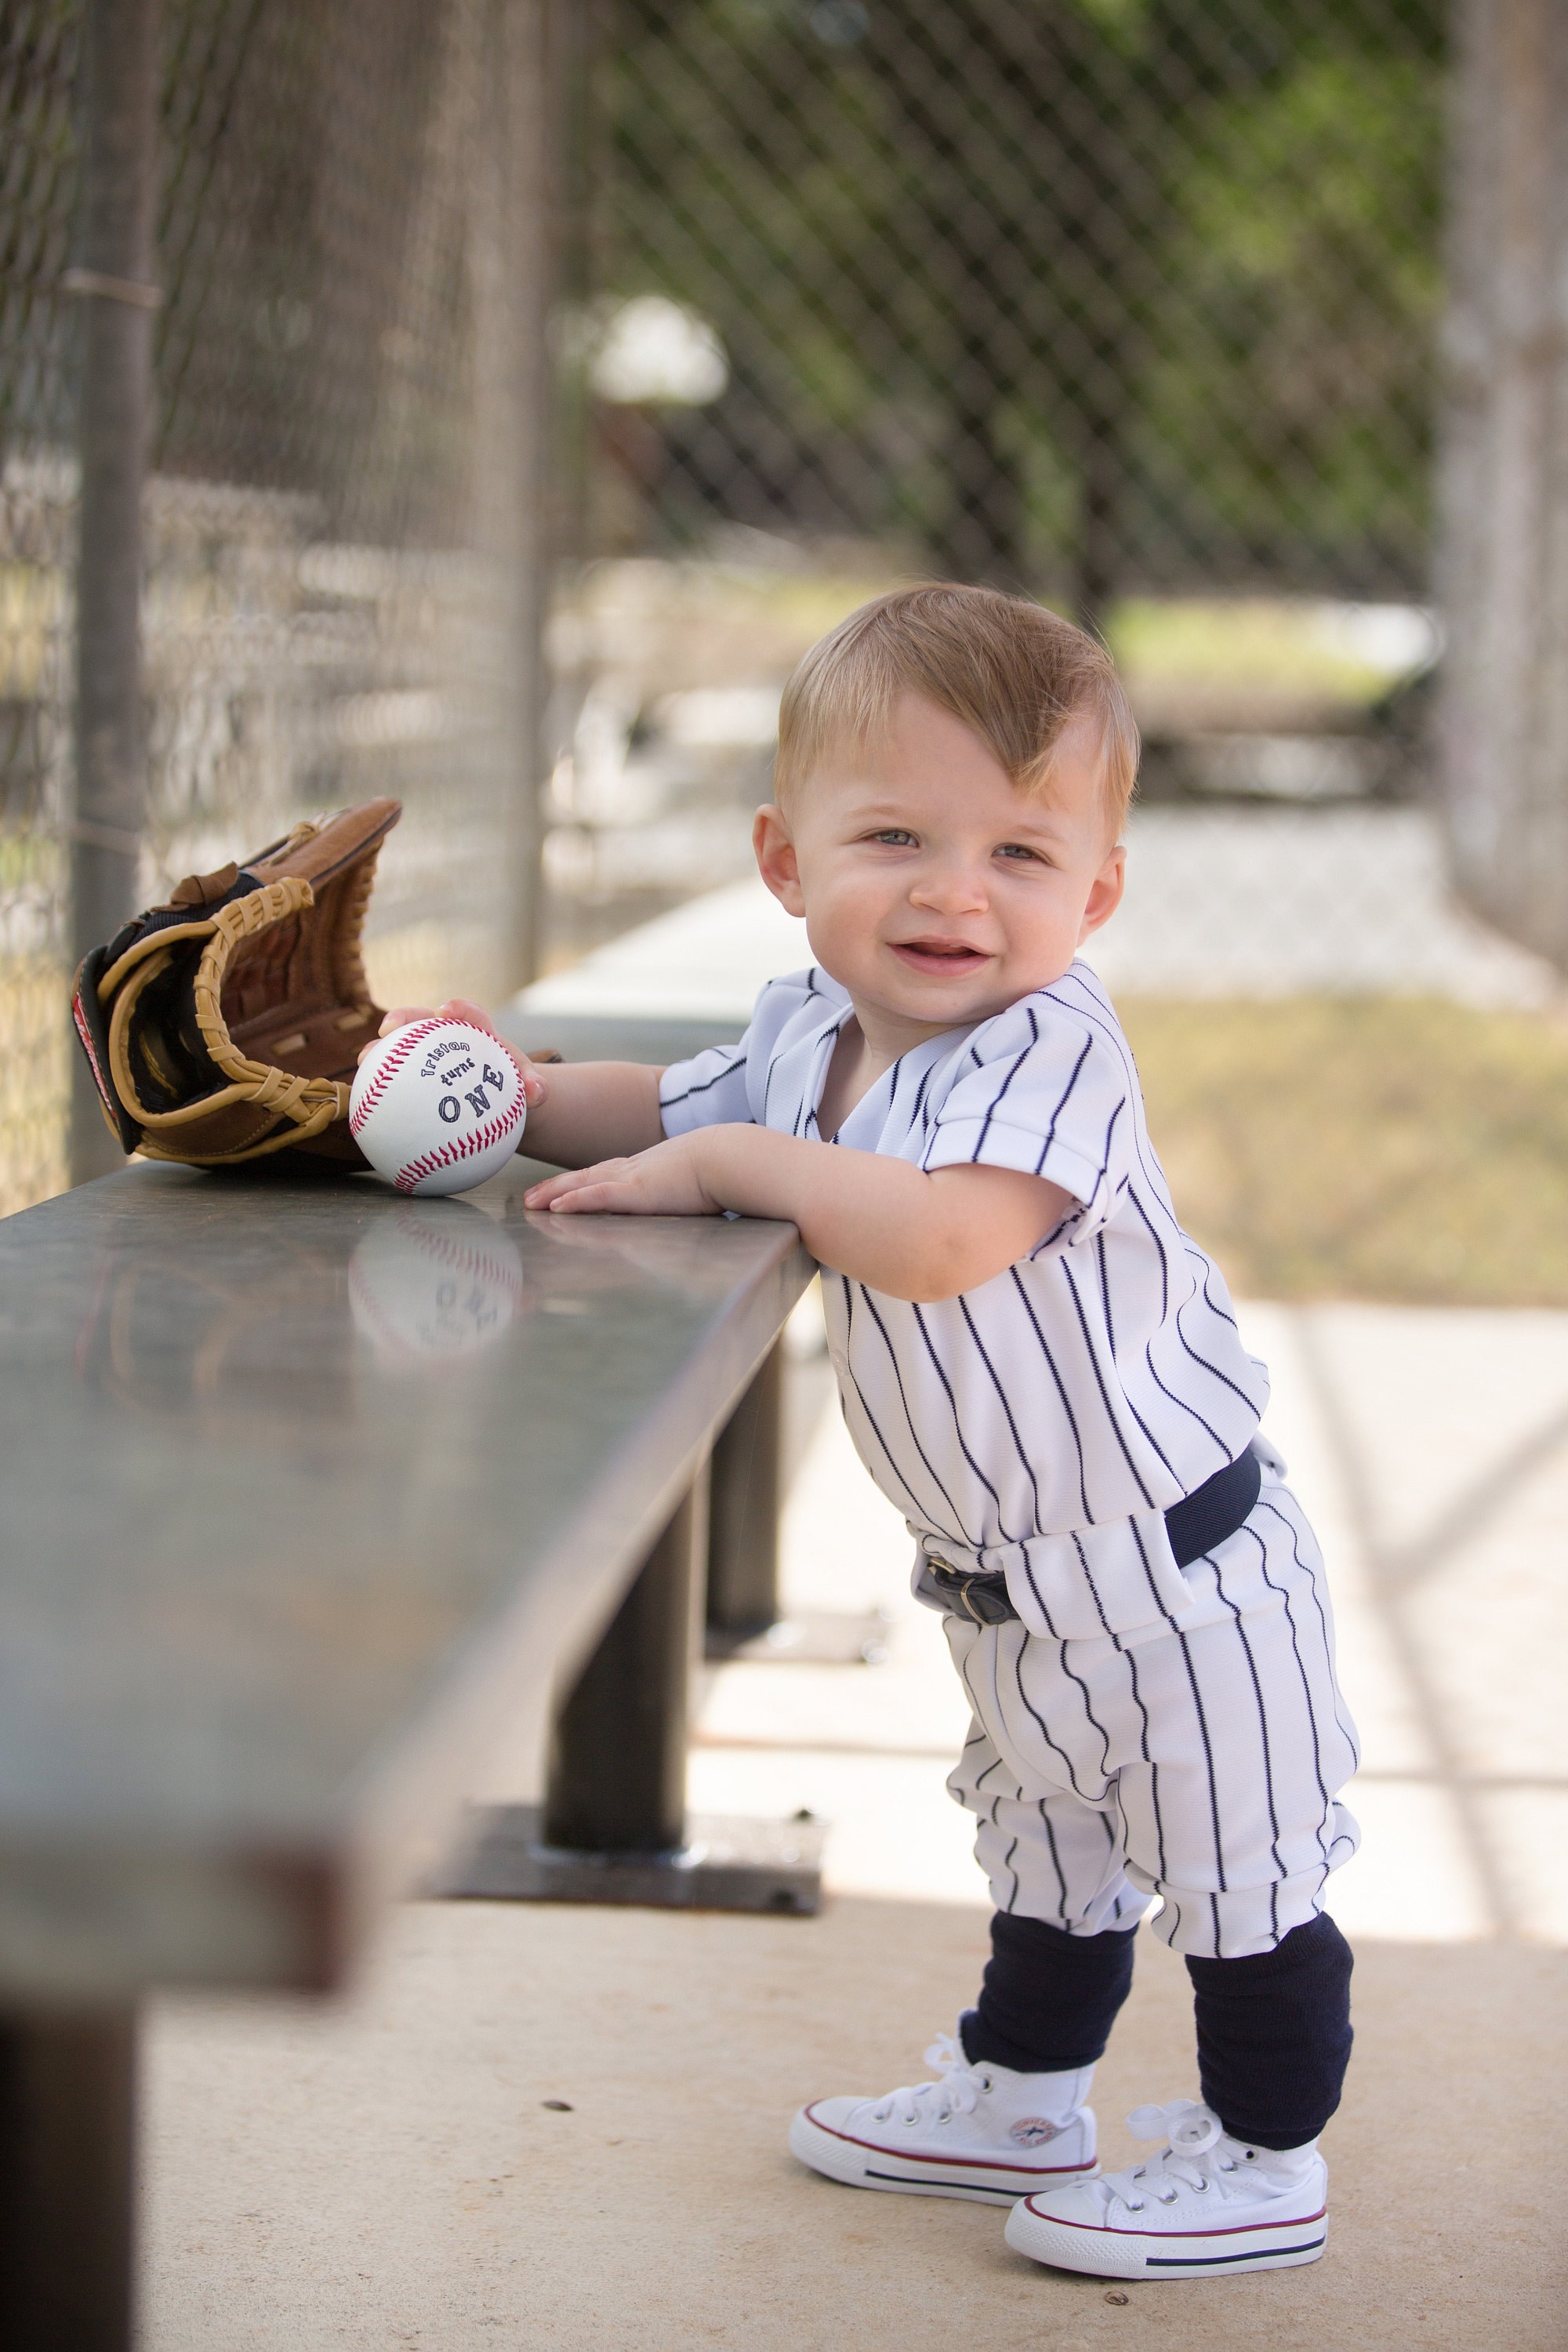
[959, 1911, 1138, 2074]
[1185, 1912, 1354, 2151]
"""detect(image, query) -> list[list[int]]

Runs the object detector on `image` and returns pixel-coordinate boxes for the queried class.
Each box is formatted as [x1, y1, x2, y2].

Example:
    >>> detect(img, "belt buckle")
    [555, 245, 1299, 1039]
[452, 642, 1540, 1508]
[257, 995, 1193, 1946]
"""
[928, 1556, 1009, 1626]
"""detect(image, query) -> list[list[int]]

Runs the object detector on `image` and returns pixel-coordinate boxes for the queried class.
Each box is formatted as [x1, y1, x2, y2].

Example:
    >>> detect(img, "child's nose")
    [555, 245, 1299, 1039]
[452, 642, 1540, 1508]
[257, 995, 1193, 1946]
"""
[910, 858, 989, 913]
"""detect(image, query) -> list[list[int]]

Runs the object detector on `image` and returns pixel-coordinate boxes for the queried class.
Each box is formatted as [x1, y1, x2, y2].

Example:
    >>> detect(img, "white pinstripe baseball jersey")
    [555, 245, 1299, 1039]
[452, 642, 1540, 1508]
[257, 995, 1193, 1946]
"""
[660, 960, 1271, 1642]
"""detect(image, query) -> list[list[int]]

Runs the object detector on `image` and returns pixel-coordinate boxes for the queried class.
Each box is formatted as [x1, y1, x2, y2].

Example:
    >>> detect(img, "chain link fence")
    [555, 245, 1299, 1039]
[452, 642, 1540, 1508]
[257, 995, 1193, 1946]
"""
[545, 1, 1453, 953]
[2, 6, 76, 1211]
[9, 2, 1568, 1299]
[541, 1, 1568, 1306]
[1, 0, 562, 1212]
[595, 0, 1443, 604]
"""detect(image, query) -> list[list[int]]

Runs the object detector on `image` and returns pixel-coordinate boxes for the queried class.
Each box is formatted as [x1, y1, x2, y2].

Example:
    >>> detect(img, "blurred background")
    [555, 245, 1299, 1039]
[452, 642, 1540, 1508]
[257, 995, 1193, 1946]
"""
[4, 0, 1568, 1304]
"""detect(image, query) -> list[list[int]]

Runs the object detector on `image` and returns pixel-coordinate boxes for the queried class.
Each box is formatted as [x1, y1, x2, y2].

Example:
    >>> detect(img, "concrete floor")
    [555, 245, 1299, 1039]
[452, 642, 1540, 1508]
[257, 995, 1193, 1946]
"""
[142, 1298, 1568, 2347]
[143, 1903, 1563, 2352]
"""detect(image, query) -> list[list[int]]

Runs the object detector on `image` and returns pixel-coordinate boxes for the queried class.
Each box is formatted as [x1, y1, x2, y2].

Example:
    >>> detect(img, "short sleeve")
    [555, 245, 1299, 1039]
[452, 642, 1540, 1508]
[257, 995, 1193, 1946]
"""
[659, 969, 844, 1138]
[659, 1034, 753, 1134]
[920, 999, 1131, 1249]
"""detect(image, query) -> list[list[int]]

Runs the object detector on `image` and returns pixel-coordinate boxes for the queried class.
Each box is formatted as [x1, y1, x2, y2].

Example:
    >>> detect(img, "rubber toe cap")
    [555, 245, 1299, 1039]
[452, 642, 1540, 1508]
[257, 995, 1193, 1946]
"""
[1019, 2176, 1112, 2225]
[796, 2096, 863, 2136]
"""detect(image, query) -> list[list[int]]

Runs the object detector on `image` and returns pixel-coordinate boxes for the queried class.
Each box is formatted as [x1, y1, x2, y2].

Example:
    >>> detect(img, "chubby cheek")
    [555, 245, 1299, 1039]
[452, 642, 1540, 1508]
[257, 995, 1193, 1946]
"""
[977, 887, 1066, 969]
[805, 874, 895, 960]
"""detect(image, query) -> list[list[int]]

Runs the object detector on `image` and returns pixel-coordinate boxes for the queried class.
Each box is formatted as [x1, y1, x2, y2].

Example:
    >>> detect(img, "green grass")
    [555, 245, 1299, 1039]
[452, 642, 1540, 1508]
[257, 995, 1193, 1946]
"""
[1107, 596, 1406, 713]
[1123, 996, 1568, 1308]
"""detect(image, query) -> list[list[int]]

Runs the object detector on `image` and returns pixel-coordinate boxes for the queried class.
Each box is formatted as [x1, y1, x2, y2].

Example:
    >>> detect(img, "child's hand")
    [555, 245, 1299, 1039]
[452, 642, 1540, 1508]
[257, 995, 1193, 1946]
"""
[523, 1133, 717, 1218]
[360, 996, 550, 1110]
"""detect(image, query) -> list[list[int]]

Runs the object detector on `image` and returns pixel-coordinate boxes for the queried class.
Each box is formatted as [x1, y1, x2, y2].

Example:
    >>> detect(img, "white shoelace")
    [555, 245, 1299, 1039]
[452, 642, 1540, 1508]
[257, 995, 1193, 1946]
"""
[868, 2034, 992, 2129]
[1099, 2100, 1247, 2215]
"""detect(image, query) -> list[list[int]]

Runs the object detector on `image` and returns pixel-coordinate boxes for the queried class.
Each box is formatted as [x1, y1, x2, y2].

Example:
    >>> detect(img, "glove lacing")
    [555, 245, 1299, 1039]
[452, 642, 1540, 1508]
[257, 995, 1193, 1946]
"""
[868, 2034, 993, 2129]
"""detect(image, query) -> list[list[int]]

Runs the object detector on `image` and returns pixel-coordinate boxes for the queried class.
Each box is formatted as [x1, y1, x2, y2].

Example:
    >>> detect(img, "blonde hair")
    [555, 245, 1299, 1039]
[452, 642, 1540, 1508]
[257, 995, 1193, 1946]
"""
[775, 583, 1138, 836]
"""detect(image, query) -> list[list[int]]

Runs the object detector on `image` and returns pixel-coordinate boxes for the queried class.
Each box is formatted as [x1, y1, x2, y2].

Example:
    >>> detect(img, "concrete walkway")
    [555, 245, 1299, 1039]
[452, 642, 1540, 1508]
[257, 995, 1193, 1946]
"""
[142, 1296, 1568, 2348]
[141, 863, 1567, 2344]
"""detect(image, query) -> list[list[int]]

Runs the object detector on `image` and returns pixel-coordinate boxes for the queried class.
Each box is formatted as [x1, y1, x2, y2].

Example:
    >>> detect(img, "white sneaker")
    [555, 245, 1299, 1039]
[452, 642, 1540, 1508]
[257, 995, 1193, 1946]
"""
[1004, 2098, 1327, 2280]
[789, 2031, 1097, 2205]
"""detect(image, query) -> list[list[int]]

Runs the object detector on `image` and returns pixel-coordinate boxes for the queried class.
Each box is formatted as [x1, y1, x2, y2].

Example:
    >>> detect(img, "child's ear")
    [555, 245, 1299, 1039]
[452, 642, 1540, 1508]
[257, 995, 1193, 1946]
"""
[1077, 843, 1126, 942]
[753, 803, 806, 916]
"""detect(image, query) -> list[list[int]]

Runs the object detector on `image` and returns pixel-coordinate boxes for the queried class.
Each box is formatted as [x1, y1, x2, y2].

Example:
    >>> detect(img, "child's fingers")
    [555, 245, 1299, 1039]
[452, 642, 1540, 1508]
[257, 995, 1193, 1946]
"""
[439, 996, 496, 1033]
[545, 1184, 633, 1215]
[361, 1006, 430, 1062]
[524, 1158, 640, 1208]
[377, 1004, 436, 1037]
[524, 1167, 585, 1208]
[437, 998, 539, 1096]
[365, 1001, 543, 1103]
[524, 1163, 616, 1209]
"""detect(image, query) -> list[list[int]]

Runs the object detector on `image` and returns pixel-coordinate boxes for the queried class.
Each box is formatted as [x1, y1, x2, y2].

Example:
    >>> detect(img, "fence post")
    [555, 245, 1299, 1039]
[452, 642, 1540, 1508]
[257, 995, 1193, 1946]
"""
[1438, 0, 1568, 967]
[478, 0, 568, 997]
[67, 0, 162, 1185]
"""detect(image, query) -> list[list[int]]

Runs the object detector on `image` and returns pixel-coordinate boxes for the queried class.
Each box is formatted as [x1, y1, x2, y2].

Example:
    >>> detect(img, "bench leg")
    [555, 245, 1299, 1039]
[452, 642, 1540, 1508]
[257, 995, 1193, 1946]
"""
[703, 1330, 893, 1668]
[543, 1472, 707, 1853]
[0, 2007, 138, 2352]
[437, 1459, 822, 1914]
[705, 1340, 783, 1644]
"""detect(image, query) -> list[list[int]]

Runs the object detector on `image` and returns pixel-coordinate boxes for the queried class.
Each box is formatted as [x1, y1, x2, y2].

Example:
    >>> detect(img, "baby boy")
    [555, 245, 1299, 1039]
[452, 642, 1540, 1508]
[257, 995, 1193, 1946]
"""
[398, 585, 1359, 2285]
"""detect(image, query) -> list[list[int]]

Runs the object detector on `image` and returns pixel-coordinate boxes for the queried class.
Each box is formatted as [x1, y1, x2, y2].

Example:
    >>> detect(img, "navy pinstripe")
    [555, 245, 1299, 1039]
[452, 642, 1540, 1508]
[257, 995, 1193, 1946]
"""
[660, 964, 1356, 1958]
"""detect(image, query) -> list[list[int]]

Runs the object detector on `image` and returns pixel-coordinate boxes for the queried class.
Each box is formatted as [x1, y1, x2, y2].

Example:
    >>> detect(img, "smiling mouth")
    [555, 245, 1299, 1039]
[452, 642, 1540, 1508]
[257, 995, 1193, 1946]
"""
[890, 938, 991, 974]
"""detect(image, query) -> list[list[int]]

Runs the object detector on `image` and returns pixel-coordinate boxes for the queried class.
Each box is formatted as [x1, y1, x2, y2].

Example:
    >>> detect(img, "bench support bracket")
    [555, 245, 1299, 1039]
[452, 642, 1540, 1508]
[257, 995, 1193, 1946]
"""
[438, 1802, 825, 1915]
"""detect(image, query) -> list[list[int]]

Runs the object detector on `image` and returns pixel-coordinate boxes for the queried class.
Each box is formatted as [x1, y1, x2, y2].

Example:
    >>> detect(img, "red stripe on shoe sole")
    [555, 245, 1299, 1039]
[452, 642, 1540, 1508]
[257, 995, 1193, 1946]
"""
[1021, 2201, 1327, 2238]
[804, 2103, 1094, 2180]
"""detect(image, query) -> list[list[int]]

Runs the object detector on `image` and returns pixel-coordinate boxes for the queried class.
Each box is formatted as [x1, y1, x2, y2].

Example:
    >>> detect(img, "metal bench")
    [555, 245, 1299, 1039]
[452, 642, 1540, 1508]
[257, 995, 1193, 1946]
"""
[0, 1155, 812, 2350]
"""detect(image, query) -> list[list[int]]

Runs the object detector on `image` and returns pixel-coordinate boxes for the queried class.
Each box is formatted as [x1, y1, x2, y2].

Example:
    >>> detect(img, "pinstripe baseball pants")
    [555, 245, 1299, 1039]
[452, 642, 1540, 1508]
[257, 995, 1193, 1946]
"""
[940, 1466, 1361, 1961]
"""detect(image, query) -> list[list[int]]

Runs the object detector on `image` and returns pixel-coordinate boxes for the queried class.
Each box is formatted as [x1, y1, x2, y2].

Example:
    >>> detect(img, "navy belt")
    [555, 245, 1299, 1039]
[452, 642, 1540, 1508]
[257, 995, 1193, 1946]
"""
[928, 1443, 1265, 1627]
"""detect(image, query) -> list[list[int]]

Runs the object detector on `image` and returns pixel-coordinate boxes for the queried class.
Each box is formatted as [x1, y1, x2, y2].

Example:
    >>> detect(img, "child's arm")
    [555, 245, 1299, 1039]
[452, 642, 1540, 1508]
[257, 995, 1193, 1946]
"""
[517, 1061, 667, 1167]
[374, 1000, 665, 1167]
[522, 1126, 1073, 1303]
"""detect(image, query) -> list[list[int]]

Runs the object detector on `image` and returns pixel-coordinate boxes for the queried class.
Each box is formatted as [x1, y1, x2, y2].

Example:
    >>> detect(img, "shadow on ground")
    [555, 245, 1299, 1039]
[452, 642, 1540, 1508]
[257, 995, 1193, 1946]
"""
[144, 1893, 1565, 2352]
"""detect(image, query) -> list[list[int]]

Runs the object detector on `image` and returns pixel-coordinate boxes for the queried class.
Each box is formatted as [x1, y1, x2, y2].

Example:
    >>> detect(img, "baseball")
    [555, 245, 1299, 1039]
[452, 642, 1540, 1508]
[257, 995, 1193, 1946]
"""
[350, 1017, 526, 1196]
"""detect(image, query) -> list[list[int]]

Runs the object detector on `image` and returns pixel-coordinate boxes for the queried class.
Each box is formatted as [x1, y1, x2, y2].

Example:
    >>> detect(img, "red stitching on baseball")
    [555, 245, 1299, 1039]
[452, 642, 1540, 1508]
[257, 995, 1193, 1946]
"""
[350, 1016, 447, 1137]
[393, 1096, 525, 1192]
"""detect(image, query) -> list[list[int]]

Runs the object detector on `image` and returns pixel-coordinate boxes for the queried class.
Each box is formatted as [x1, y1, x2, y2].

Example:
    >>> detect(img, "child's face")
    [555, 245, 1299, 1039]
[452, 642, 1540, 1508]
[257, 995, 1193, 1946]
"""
[754, 695, 1126, 1035]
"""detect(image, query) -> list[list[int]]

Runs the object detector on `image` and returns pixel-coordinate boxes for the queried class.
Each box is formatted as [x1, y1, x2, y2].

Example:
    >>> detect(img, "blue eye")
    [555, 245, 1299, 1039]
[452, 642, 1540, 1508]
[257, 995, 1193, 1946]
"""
[872, 829, 917, 847]
[996, 843, 1042, 863]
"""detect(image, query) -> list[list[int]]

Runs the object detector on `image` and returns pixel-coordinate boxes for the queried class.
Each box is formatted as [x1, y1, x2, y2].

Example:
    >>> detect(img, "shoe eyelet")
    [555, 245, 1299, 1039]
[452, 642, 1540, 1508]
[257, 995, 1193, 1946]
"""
[1194, 2178, 1208, 2193]
[1220, 2159, 1236, 2172]
[1160, 2192, 1178, 2205]
[1128, 2200, 1145, 2212]
[977, 2074, 992, 2091]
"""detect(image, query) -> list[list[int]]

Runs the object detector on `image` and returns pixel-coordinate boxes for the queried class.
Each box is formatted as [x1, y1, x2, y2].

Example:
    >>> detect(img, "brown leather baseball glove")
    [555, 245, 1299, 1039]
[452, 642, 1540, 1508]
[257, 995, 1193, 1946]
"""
[71, 799, 401, 1171]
